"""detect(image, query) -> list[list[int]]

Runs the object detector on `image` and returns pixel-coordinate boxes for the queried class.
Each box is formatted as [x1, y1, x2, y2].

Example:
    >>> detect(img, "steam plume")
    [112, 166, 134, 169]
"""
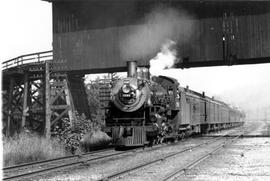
[120, 6, 194, 61]
[149, 40, 179, 75]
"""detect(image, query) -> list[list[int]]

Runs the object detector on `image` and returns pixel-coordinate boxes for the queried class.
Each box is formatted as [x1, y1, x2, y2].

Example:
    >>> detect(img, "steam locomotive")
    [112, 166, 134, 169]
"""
[104, 61, 244, 147]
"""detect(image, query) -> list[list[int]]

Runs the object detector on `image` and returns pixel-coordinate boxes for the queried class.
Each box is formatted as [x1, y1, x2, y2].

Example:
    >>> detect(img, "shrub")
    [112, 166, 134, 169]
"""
[3, 132, 66, 167]
[51, 113, 111, 154]
[51, 113, 98, 154]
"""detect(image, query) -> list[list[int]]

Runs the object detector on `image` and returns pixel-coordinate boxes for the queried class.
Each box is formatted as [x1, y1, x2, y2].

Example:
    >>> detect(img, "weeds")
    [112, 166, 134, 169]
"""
[51, 113, 108, 154]
[3, 132, 66, 167]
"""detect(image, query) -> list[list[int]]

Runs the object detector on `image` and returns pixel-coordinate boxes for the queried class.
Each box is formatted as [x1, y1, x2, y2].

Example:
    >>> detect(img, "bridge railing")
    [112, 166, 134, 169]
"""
[2, 50, 53, 70]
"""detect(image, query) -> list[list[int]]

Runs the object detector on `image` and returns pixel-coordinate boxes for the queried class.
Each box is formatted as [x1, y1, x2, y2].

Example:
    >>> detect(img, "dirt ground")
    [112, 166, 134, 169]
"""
[173, 121, 270, 181]
[34, 121, 270, 181]
[178, 137, 270, 181]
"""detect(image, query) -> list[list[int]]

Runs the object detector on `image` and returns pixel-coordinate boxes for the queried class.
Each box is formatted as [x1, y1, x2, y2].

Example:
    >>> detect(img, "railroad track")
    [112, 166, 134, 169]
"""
[3, 127, 245, 180]
[3, 141, 175, 180]
[98, 134, 239, 181]
[161, 135, 242, 181]
[3, 148, 117, 180]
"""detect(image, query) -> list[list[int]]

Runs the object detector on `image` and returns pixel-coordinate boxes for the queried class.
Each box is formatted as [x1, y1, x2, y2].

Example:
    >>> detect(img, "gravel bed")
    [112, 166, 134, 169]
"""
[176, 137, 270, 181]
[28, 125, 248, 181]
[115, 137, 229, 181]
[205, 126, 245, 136]
[31, 137, 215, 181]
[242, 121, 270, 136]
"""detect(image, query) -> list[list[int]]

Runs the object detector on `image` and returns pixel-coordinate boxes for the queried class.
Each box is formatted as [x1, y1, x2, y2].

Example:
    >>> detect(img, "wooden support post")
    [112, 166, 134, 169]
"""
[63, 79, 74, 128]
[22, 73, 29, 129]
[45, 61, 51, 138]
[7, 78, 15, 137]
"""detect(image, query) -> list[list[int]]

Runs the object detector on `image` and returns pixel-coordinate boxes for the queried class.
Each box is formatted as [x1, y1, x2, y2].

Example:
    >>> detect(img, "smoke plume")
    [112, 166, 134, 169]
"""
[149, 39, 179, 75]
[120, 6, 194, 61]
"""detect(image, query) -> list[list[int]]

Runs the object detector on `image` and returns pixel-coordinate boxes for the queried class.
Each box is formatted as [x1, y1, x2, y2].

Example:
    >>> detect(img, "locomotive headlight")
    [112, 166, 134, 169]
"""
[122, 84, 131, 94]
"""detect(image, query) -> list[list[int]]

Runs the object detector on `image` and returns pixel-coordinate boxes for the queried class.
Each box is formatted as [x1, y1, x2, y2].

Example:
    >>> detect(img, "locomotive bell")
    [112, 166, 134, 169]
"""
[137, 67, 143, 79]
[137, 67, 150, 80]
[127, 61, 137, 78]
[142, 67, 150, 80]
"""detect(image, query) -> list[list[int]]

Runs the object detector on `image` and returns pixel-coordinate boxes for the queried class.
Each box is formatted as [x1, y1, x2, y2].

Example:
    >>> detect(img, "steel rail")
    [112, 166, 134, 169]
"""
[3, 143, 169, 180]
[3, 148, 116, 181]
[3, 160, 84, 181]
[3, 129, 244, 180]
[99, 135, 228, 181]
[204, 135, 270, 138]
[161, 135, 242, 181]
[3, 148, 113, 171]
[3, 151, 127, 181]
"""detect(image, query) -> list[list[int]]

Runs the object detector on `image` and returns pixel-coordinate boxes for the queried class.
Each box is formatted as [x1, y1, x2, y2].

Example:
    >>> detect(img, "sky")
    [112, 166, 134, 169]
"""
[0, 0, 52, 61]
[1, 0, 270, 120]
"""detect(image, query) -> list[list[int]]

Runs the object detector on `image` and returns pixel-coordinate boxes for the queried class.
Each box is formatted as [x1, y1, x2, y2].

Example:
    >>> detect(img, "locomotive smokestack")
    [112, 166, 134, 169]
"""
[127, 61, 137, 78]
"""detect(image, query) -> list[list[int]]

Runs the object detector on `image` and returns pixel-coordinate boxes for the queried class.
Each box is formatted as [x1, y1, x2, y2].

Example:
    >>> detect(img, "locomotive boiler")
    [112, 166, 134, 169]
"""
[104, 61, 244, 147]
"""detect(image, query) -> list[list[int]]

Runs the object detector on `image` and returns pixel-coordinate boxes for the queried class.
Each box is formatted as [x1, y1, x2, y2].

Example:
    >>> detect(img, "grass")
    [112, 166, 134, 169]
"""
[3, 132, 66, 167]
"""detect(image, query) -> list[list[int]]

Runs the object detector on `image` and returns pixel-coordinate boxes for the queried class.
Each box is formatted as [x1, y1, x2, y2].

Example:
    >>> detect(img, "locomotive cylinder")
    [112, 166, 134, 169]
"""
[127, 61, 137, 78]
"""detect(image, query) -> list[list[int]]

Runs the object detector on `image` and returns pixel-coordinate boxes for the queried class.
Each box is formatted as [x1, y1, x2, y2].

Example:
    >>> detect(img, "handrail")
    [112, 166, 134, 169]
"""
[2, 50, 53, 70]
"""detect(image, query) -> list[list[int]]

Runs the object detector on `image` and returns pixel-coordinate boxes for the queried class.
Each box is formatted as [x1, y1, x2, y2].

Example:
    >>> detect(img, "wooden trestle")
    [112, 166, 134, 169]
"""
[2, 51, 91, 138]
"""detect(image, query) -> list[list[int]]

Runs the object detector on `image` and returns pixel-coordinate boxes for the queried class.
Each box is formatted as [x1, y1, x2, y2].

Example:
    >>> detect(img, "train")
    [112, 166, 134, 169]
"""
[104, 61, 244, 147]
